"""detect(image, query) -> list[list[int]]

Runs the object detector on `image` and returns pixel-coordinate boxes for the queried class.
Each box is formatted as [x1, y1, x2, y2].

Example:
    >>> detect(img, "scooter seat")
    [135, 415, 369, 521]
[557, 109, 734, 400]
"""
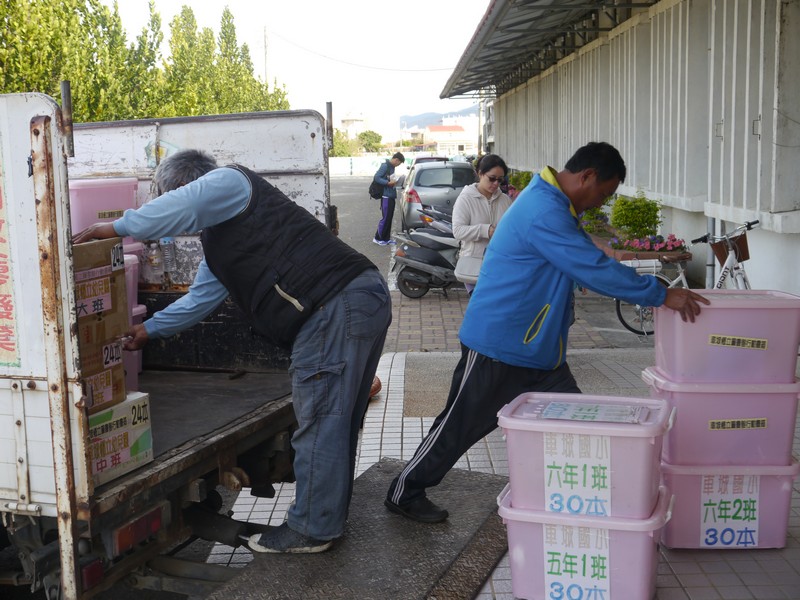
[409, 233, 457, 252]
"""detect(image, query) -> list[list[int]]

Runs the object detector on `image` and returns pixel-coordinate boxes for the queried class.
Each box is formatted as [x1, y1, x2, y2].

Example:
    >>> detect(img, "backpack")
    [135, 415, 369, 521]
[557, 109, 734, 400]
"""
[368, 179, 383, 199]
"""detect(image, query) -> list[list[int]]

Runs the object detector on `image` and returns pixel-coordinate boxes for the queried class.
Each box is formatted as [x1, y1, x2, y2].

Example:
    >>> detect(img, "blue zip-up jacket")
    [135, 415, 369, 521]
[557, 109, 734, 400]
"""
[373, 160, 397, 199]
[459, 169, 666, 369]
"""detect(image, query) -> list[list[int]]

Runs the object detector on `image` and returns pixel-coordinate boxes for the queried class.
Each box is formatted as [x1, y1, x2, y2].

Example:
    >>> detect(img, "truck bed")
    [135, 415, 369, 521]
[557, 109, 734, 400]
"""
[88, 369, 294, 522]
[139, 369, 293, 456]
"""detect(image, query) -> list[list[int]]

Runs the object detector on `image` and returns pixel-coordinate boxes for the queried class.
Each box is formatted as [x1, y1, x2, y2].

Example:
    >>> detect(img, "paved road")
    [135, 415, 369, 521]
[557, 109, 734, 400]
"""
[332, 175, 399, 278]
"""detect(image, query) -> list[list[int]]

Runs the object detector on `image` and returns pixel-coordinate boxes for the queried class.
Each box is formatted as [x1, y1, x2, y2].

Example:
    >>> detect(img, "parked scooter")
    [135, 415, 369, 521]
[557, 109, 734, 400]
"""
[392, 205, 460, 298]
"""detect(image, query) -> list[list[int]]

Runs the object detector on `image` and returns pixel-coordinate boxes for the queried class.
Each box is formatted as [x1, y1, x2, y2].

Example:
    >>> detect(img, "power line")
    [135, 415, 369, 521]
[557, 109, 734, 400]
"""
[266, 29, 454, 73]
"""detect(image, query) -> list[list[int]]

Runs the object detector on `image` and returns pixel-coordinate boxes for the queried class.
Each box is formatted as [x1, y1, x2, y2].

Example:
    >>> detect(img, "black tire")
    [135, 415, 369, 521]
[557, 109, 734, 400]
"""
[397, 268, 430, 298]
[615, 275, 670, 336]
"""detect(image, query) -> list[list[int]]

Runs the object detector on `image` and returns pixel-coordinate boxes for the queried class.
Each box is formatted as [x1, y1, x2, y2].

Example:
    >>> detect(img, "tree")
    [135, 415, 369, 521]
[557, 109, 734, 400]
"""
[122, 1, 166, 119]
[330, 129, 359, 157]
[0, 0, 289, 121]
[358, 130, 382, 153]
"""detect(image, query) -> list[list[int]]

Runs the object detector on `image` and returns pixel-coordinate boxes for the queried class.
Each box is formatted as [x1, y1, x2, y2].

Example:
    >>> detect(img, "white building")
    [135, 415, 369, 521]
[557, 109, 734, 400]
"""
[442, 0, 800, 294]
[425, 124, 479, 157]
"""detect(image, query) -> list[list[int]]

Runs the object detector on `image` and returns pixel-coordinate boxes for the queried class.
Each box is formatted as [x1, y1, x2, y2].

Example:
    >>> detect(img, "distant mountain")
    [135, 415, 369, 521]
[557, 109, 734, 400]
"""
[400, 105, 478, 129]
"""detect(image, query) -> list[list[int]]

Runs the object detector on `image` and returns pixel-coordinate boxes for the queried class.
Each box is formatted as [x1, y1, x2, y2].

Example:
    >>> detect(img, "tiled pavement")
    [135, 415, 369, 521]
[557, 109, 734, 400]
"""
[211, 289, 800, 600]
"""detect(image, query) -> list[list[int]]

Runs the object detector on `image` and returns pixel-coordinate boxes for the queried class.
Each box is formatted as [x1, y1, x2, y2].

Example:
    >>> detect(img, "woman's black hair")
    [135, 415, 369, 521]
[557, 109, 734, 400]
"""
[477, 154, 508, 176]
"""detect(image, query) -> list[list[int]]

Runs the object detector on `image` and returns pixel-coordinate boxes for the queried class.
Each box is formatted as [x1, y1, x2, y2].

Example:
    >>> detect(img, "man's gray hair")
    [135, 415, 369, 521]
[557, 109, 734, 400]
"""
[154, 149, 219, 194]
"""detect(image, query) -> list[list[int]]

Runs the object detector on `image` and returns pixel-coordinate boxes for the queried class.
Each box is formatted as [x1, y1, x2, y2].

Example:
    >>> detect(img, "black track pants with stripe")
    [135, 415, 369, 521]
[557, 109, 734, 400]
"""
[387, 343, 581, 506]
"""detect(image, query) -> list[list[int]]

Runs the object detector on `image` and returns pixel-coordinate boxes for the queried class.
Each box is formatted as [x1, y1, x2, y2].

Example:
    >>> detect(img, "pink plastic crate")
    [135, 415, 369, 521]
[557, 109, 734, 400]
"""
[661, 461, 800, 549]
[498, 484, 672, 600]
[498, 393, 673, 518]
[68, 177, 139, 240]
[643, 367, 800, 466]
[654, 289, 800, 383]
[123, 304, 147, 392]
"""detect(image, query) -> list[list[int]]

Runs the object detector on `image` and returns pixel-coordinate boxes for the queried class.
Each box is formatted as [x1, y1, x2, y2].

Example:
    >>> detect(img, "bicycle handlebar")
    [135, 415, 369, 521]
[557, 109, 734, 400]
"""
[690, 220, 759, 246]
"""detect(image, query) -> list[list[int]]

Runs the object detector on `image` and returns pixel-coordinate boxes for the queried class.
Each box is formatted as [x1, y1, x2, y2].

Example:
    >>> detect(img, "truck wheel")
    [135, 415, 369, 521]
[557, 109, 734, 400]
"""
[397, 269, 429, 298]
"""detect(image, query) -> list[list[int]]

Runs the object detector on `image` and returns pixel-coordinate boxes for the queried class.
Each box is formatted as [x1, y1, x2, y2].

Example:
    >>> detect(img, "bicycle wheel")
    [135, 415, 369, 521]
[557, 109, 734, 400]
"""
[615, 275, 670, 336]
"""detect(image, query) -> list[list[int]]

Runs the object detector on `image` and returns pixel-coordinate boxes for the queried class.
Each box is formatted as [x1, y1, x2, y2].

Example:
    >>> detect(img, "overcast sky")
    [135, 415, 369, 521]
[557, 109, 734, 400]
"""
[103, 0, 490, 132]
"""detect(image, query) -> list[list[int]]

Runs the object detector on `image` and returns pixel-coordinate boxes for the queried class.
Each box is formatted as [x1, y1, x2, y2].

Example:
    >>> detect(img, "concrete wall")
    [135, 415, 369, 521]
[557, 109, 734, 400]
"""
[494, 0, 800, 295]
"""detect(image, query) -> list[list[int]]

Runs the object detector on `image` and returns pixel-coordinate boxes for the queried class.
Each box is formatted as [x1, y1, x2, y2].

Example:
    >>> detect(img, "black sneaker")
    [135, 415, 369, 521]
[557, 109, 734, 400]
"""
[384, 496, 449, 523]
[247, 522, 333, 554]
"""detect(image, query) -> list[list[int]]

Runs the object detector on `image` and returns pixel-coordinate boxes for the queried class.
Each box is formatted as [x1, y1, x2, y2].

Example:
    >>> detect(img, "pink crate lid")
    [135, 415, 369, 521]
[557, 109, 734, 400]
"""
[663, 288, 800, 309]
[123, 242, 145, 255]
[68, 177, 139, 190]
[131, 304, 147, 318]
[497, 483, 674, 531]
[642, 366, 800, 395]
[661, 460, 800, 478]
[498, 392, 673, 438]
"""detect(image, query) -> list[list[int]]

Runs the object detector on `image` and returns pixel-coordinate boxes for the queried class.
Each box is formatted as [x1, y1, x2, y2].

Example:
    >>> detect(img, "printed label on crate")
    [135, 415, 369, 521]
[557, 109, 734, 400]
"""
[97, 209, 125, 220]
[541, 401, 645, 424]
[708, 334, 768, 350]
[75, 274, 113, 317]
[700, 474, 760, 548]
[708, 418, 767, 431]
[544, 432, 612, 516]
[102, 339, 123, 368]
[544, 524, 610, 599]
[85, 369, 113, 407]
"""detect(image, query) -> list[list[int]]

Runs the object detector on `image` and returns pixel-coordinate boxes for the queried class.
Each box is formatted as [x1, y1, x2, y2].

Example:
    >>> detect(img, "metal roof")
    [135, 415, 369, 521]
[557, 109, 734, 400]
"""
[441, 0, 659, 99]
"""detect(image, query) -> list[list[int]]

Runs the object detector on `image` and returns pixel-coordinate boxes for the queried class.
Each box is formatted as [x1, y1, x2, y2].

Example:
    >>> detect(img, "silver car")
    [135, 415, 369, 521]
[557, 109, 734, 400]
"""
[397, 161, 477, 231]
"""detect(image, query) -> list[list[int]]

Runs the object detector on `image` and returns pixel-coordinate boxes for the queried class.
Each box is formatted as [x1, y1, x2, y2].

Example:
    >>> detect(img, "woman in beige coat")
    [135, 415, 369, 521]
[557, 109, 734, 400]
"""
[452, 154, 513, 294]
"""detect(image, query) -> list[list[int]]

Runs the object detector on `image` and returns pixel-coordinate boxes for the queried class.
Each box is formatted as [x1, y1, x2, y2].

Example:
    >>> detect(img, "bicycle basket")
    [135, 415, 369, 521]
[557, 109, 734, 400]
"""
[710, 231, 750, 265]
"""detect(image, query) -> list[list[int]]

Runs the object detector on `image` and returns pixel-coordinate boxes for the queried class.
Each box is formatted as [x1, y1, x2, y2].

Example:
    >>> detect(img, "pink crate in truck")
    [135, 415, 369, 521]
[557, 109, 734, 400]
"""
[653, 289, 800, 383]
[498, 484, 672, 600]
[123, 304, 147, 392]
[497, 393, 673, 518]
[661, 461, 800, 549]
[68, 177, 139, 238]
[643, 367, 799, 466]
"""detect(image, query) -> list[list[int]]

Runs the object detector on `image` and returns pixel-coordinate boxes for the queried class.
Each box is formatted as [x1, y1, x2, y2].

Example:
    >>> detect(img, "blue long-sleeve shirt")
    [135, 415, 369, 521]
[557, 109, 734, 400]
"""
[113, 167, 251, 338]
[460, 168, 666, 369]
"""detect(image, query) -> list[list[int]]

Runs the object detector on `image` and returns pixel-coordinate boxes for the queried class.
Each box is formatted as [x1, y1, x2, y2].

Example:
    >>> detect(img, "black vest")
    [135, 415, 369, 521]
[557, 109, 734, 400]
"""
[200, 165, 375, 348]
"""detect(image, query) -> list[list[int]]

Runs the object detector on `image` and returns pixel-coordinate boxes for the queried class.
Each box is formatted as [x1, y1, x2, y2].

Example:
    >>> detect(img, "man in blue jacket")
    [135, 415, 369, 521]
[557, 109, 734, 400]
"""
[372, 152, 405, 245]
[385, 141, 708, 523]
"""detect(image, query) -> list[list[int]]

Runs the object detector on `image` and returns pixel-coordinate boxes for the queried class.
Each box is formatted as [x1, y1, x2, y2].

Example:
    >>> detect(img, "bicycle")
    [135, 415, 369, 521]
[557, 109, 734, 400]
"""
[614, 220, 759, 336]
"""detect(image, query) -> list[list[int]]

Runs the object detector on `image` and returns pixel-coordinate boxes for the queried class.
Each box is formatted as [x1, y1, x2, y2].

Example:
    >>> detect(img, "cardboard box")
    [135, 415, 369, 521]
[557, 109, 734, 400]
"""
[88, 392, 153, 487]
[73, 238, 129, 413]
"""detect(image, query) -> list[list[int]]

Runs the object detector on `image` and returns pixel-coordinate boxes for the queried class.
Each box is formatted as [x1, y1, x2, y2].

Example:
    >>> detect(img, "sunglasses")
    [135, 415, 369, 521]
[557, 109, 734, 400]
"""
[485, 175, 505, 183]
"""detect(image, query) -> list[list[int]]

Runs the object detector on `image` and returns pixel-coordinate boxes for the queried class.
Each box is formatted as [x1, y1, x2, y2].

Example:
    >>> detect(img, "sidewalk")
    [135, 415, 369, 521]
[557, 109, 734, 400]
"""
[214, 290, 800, 600]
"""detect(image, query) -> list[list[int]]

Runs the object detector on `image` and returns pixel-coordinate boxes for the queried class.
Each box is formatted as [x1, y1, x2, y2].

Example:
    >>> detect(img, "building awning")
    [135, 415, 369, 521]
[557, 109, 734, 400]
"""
[441, 0, 658, 99]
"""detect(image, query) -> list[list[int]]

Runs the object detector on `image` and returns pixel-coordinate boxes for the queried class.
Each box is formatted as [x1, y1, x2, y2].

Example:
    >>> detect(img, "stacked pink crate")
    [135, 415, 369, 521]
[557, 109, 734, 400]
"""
[497, 393, 673, 599]
[122, 243, 146, 392]
[645, 289, 800, 549]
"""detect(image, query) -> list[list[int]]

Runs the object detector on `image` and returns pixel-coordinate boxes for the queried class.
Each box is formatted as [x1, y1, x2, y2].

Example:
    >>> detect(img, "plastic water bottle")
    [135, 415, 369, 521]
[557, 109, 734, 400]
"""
[160, 237, 177, 273]
[143, 242, 164, 284]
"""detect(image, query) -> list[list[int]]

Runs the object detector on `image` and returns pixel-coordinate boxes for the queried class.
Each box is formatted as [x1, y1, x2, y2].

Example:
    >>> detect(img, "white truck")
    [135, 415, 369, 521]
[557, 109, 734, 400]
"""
[0, 92, 333, 599]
